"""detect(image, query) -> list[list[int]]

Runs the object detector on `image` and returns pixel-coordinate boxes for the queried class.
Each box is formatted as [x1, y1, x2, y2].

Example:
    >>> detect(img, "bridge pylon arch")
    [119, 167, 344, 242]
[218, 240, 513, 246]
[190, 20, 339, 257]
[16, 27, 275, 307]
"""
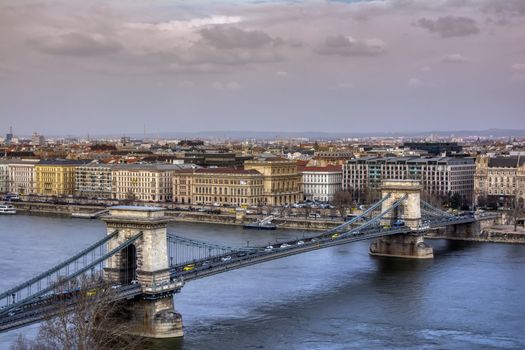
[102, 206, 183, 338]
[370, 180, 433, 259]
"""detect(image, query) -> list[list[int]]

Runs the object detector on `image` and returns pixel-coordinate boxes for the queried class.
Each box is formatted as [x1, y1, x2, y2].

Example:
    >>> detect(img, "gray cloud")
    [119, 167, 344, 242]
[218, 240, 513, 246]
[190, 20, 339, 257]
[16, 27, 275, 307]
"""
[416, 16, 480, 38]
[199, 26, 282, 50]
[32, 32, 122, 56]
[482, 0, 525, 16]
[315, 35, 386, 56]
[441, 53, 473, 64]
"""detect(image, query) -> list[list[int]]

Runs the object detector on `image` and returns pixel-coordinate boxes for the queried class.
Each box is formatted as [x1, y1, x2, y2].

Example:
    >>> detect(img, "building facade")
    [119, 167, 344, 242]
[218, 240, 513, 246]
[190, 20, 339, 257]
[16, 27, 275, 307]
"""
[0, 161, 9, 194]
[299, 165, 342, 202]
[474, 156, 525, 207]
[244, 157, 302, 206]
[343, 157, 475, 203]
[35, 160, 88, 196]
[112, 164, 187, 202]
[173, 168, 264, 206]
[75, 163, 115, 199]
[8, 160, 39, 195]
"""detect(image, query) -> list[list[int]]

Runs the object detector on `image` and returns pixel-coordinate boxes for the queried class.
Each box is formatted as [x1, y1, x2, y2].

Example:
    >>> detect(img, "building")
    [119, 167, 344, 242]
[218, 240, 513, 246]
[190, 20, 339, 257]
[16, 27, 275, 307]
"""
[75, 163, 116, 199]
[5, 126, 13, 145]
[112, 164, 189, 202]
[173, 168, 264, 206]
[474, 155, 525, 208]
[308, 151, 354, 167]
[244, 156, 302, 206]
[35, 160, 89, 196]
[299, 165, 343, 202]
[8, 160, 39, 195]
[343, 157, 475, 203]
[402, 142, 463, 156]
[177, 151, 253, 168]
[0, 161, 9, 194]
[31, 132, 45, 146]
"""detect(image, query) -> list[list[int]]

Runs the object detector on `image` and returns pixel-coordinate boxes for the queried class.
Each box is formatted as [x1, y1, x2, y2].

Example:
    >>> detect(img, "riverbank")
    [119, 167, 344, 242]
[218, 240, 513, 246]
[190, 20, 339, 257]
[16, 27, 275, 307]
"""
[425, 225, 525, 244]
[10, 201, 343, 231]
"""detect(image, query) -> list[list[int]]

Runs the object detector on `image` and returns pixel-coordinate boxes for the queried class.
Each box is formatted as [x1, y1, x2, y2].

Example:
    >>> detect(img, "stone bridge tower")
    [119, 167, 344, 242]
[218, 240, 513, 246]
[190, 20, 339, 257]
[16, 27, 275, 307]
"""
[102, 206, 183, 338]
[370, 180, 433, 259]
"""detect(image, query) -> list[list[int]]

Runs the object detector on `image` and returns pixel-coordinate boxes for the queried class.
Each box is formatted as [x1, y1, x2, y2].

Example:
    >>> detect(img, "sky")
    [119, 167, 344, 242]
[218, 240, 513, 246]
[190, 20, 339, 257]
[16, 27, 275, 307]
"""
[0, 0, 524, 136]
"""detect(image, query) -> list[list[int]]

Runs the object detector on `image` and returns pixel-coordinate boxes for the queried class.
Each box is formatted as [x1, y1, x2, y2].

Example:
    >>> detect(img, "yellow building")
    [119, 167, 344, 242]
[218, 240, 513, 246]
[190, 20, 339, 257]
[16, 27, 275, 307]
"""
[35, 160, 88, 196]
[244, 156, 302, 206]
[173, 168, 264, 206]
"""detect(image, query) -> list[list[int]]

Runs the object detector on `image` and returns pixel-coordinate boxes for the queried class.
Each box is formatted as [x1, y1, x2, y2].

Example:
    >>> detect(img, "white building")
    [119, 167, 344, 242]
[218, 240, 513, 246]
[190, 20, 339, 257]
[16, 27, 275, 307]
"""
[75, 163, 116, 199]
[112, 163, 190, 202]
[8, 160, 39, 195]
[299, 165, 343, 202]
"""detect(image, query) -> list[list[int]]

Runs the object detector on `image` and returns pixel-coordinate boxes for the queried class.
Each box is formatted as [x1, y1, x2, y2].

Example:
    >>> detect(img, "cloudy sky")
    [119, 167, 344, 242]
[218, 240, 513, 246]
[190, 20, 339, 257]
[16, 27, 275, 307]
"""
[1, 0, 524, 136]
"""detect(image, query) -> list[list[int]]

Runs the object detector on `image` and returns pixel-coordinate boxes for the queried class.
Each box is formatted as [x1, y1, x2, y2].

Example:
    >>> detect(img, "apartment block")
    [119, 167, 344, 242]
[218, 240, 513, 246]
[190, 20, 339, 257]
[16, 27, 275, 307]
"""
[343, 156, 475, 202]
[35, 160, 89, 196]
[112, 164, 190, 202]
[75, 163, 116, 199]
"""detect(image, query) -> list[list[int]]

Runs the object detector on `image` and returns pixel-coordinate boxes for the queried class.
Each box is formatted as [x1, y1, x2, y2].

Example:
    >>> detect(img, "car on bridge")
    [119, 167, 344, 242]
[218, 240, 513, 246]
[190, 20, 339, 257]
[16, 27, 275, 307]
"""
[221, 256, 232, 262]
[393, 220, 405, 227]
[280, 243, 291, 249]
[331, 233, 340, 239]
[183, 264, 195, 271]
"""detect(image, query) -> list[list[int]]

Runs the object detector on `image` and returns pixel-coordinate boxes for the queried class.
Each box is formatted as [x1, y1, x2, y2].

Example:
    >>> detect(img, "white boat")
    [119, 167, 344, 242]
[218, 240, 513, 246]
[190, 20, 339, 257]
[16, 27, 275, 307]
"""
[0, 204, 16, 215]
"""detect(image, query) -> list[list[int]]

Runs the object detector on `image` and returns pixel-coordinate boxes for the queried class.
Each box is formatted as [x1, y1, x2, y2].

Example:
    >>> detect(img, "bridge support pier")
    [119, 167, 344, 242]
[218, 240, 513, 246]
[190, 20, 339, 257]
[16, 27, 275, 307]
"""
[120, 298, 183, 338]
[369, 234, 434, 259]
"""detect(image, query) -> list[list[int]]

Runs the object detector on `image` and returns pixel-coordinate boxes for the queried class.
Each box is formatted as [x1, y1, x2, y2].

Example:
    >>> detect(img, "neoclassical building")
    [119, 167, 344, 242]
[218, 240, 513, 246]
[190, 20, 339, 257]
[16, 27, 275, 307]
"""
[244, 156, 302, 206]
[7, 160, 39, 195]
[474, 155, 525, 207]
[173, 168, 264, 206]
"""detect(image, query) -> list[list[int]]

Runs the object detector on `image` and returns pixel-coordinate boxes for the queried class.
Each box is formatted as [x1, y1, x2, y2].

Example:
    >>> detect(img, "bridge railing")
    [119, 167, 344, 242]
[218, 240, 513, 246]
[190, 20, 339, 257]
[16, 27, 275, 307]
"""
[324, 193, 391, 236]
[339, 195, 408, 238]
[0, 232, 143, 317]
[167, 233, 255, 269]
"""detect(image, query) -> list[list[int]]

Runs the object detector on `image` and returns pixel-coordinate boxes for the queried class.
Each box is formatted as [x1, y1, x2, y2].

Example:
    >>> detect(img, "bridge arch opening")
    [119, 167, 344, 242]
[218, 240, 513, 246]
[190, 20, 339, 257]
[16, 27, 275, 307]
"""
[121, 244, 137, 284]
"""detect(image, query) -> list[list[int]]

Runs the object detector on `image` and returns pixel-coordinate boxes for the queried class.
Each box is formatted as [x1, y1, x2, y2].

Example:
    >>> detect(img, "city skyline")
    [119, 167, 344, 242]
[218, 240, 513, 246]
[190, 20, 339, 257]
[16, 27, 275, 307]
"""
[1, 0, 524, 135]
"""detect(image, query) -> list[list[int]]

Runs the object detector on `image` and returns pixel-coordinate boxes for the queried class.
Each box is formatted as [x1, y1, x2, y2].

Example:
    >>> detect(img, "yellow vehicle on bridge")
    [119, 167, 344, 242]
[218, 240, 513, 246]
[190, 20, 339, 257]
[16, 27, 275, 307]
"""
[183, 264, 195, 271]
[331, 233, 340, 239]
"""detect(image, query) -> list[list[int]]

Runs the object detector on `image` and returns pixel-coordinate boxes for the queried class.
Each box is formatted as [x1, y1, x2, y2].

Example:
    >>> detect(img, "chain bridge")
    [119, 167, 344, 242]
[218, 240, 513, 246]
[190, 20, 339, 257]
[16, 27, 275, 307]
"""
[0, 180, 499, 338]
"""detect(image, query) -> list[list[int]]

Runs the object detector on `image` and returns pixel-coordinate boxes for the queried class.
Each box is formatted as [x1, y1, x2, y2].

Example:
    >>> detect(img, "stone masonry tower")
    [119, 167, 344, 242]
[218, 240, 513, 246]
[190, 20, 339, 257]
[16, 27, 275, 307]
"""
[379, 180, 422, 229]
[102, 206, 183, 338]
[369, 180, 433, 259]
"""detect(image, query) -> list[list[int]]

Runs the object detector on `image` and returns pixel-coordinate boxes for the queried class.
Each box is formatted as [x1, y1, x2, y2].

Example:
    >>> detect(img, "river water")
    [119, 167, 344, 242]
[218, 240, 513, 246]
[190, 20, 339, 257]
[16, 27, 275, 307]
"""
[0, 214, 524, 350]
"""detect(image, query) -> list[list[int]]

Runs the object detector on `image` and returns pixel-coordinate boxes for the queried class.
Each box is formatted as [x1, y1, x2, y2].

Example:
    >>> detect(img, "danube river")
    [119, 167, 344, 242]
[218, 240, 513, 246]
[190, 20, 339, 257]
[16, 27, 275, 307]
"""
[1, 214, 525, 350]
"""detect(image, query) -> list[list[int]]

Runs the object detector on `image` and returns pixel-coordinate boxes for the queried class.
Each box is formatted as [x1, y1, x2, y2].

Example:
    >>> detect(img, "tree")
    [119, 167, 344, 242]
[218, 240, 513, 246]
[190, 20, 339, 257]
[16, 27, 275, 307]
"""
[513, 197, 524, 232]
[303, 204, 312, 219]
[449, 192, 462, 210]
[332, 190, 352, 218]
[11, 276, 144, 350]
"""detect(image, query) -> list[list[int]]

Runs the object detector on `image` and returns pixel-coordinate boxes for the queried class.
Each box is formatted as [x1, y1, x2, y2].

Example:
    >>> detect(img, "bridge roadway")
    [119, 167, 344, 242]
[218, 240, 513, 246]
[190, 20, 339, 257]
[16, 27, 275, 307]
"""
[170, 214, 489, 283]
[0, 284, 141, 333]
